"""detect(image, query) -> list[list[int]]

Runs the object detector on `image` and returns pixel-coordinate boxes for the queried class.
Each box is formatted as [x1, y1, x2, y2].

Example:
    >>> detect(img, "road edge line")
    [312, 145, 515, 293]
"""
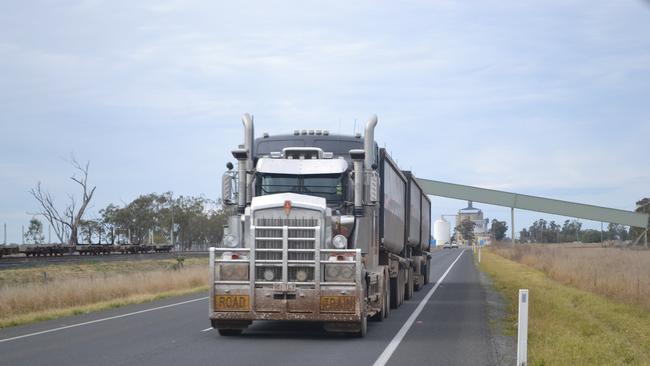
[372, 249, 466, 366]
[0, 296, 208, 344]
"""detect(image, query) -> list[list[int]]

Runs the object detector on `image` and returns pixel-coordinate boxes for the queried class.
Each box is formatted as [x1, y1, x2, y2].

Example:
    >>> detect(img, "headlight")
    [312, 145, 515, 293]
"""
[332, 234, 347, 249]
[219, 263, 249, 281]
[295, 269, 308, 282]
[223, 234, 238, 248]
[263, 268, 276, 281]
[324, 263, 355, 282]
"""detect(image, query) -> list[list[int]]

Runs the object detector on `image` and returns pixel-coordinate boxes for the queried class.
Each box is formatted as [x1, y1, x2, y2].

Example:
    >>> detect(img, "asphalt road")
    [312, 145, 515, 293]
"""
[0, 248, 499, 366]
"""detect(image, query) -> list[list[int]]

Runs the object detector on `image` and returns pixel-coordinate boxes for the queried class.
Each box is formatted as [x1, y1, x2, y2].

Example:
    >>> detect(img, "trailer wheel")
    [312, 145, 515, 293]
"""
[391, 268, 405, 308]
[424, 257, 431, 285]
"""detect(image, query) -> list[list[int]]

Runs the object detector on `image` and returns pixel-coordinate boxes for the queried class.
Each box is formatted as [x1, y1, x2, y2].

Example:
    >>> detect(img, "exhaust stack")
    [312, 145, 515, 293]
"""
[364, 114, 378, 170]
[242, 114, 255, 203]
[349, 149, 366, 217]
[232, 149, 249, 214]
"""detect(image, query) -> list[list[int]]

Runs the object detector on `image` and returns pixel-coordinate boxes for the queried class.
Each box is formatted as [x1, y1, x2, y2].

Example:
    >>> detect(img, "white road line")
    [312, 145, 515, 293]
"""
[372, 250, 466, 366]
[201, 327, 213, 332]
[0, 296, 209, 344]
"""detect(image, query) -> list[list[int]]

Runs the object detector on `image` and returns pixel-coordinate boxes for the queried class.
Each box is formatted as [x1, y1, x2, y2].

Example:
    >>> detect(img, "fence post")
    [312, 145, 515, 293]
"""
[478, 246, 481, 263]
[517, 289, 529, 366]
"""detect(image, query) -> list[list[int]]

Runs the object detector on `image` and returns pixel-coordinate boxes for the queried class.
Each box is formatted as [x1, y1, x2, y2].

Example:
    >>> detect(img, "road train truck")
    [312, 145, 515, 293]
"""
[209, 114, 432, 336]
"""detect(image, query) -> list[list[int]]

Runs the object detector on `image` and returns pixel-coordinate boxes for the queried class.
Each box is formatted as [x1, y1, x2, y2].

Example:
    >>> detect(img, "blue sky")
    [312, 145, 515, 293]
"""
[1, 1, 649, 243]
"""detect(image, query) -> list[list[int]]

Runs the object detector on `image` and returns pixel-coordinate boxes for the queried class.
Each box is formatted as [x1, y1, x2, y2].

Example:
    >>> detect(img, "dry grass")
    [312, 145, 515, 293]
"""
[0, 261, 208, 328]
[491, 244, 650, 309]
[480, 250, 650, 365]
[0, 257, 207, 287]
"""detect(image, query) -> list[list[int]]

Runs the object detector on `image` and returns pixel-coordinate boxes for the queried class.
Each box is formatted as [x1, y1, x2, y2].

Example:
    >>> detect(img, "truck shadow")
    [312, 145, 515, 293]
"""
[235, 321, 374, 340]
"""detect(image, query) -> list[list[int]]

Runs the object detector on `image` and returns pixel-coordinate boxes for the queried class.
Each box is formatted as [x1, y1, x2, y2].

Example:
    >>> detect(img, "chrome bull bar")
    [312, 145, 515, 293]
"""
[209, 242, 363, 317]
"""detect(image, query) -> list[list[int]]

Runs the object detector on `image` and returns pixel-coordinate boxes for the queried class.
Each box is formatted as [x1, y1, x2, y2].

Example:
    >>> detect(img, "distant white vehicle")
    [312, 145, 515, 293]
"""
[451, 242, 459, 249]
[443, 242, 452, 249]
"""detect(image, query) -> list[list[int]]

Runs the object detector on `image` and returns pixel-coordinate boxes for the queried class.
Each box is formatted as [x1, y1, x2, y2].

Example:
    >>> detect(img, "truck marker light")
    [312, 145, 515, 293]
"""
[283, 200, 292, 216]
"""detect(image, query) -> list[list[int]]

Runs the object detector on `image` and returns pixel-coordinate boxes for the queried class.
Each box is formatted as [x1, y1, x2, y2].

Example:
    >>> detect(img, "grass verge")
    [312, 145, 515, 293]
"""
[0, 285, 207, 329]
[480, 250, 650, 365]
[0, 260, 209, 329]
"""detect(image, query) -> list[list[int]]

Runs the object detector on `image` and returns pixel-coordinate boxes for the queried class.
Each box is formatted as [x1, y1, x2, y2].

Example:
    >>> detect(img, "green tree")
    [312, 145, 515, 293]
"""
[607, 223, 629, 241]
[489, 219, 508, 241]
[561, 219, 582, 242]
[456, 218, 476, 243]
[629, 198, 649, 246]
[24, 217, 45, 244]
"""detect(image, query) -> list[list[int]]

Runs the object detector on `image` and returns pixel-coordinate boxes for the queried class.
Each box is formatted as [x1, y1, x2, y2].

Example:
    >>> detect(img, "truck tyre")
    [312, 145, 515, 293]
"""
[217, 329, 243, 336]
[355, 312, 368, 337]
[405, 267, 414, 300]
[373, 272, 390, 321]
[384, 273, 390, 318]
[398, 269, 405, 307]
[424, 257, 431, 285]
[390, 276, 399, 309]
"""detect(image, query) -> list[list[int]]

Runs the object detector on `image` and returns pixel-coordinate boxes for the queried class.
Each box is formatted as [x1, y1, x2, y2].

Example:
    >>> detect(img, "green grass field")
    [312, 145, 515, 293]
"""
[480, 250, 650, 365]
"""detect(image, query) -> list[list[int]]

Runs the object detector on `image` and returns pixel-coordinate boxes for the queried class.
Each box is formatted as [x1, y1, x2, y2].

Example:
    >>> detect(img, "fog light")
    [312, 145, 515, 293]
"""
[219, 263, 249, 281]
[223, 234, 238, 248]
[324, 263, 355, 283]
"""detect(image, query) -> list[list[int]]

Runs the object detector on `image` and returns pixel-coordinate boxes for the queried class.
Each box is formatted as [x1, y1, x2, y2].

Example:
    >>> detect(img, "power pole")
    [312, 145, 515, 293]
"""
[22, 225, 25, 245]
[600, 222, 603, 243]
[511, 207, 515, 245]
[171, 193, 175, 248]
[3, 223, 6, 245]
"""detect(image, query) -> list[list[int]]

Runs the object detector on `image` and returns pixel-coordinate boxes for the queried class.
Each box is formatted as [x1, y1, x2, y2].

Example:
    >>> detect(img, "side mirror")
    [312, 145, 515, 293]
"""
[222, 170, 236, 205]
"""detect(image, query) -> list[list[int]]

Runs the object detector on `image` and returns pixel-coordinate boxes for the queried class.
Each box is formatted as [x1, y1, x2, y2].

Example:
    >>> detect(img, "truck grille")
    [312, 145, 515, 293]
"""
[254, 215, 319, 284]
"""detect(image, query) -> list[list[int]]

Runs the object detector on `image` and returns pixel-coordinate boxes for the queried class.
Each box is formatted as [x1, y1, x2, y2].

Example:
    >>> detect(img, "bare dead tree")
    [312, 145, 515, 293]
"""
[29, 157, 96, 245]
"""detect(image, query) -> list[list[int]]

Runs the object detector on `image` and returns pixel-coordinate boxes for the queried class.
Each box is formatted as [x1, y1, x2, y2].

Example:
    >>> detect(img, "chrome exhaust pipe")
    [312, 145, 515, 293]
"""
[364, 114, 378, 170]
[242, 113, 254, 204]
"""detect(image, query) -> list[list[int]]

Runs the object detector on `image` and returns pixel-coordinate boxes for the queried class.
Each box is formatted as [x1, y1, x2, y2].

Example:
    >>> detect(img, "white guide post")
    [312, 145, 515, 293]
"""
[478, 245, 481, 263]
[517, 289, 529, 366]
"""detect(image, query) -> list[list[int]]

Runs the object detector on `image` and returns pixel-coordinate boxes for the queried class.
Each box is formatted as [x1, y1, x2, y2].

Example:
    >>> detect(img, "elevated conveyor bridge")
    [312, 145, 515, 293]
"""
[416, 178, 649, 245]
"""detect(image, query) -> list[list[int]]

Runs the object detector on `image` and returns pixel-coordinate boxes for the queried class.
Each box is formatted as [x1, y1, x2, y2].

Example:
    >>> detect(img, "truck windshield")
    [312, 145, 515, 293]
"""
[256, 174, 345, 203]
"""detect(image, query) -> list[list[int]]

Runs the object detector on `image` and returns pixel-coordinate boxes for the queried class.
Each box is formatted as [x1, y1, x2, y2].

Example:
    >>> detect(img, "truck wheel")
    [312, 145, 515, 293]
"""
[217, 329, 243, 336]
[424, 258, 431, 285]
[405, 267, 414, 300]
[373, 273, 390, 321]
[355, 312, 368, 337]
[384, 274, 390, 318]
[398, 269, 404, 307]
[390, 276, 399, 309]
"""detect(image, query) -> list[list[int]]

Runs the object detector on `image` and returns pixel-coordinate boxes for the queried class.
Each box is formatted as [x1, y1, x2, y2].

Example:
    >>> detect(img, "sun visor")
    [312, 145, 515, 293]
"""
[256, 157, 348, 175]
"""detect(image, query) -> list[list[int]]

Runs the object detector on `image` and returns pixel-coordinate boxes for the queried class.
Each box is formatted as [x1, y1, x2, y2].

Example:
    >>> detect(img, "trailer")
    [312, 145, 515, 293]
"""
[0, 245, 20, 258]
[23, 244, 74, 257]
[209, 114, 432, 336]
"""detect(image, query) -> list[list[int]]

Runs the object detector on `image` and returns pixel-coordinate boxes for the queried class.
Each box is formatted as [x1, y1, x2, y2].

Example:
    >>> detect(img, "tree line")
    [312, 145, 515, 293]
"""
[26, 193, 228, 250]
[519, 219, 630, 244]
[28, 157, 228, 249]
